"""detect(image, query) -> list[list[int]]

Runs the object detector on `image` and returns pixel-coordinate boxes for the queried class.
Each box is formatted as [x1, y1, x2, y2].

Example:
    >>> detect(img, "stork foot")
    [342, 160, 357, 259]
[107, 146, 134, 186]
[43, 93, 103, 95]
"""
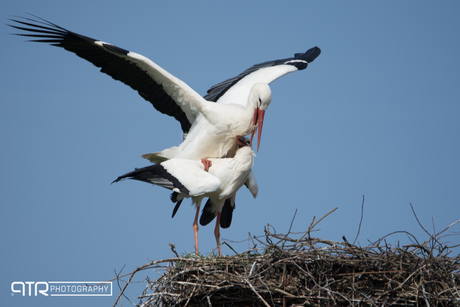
[201, 158, 212, 172]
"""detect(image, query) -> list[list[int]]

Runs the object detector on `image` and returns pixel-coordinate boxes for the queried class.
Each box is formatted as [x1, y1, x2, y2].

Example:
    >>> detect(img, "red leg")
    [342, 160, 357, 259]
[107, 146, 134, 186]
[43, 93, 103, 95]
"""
[214, 212, 222, 256]
[193, 206, 200, 255]
[201, 158, 212, 172]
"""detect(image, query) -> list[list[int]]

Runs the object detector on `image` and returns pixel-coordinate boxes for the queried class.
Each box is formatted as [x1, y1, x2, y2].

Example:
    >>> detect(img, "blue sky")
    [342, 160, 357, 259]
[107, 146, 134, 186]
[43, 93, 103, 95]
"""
[2, 1, 460, 306]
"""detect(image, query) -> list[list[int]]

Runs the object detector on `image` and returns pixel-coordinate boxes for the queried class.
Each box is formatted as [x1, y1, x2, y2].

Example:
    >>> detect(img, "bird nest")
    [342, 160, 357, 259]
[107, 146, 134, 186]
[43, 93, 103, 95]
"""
[113, 207, 460, 307]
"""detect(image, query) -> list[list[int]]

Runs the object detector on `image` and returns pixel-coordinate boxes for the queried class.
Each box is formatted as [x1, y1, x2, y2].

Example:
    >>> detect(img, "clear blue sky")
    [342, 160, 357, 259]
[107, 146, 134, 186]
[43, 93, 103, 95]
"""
[2, 1, 459, 306]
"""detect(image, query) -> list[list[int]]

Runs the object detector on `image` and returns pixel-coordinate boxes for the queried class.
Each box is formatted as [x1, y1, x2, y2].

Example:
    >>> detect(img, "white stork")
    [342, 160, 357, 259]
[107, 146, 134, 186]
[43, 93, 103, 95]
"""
[113, 137, 255, 255]
[9, 15, 321, 162]
[9, 15, 321, 253]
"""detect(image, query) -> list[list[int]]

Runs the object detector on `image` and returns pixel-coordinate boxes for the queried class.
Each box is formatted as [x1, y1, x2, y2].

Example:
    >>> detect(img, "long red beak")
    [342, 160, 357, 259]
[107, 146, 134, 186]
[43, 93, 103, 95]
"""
[250, 108, 266, 152]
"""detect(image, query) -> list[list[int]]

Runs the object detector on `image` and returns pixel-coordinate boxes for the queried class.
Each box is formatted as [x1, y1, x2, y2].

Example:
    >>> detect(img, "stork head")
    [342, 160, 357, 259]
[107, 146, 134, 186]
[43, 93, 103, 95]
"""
[249, 83, 272, 152]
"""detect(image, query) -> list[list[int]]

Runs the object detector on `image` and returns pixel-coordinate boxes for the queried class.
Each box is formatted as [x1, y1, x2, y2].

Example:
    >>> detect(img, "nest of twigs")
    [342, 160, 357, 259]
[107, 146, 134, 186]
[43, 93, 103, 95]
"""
[113, 206, 460, 307]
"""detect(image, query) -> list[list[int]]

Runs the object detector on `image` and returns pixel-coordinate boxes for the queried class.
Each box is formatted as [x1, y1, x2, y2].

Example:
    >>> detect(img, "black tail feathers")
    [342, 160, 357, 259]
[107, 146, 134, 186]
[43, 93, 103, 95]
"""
[171, 192, 183, 218]
[199, 198, 234, 228]
[220, 199, 234, 229]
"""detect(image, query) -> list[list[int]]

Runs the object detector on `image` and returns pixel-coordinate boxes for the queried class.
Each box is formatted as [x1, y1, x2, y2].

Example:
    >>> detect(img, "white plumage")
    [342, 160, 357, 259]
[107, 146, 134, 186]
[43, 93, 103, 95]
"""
[113, 145, 255, 255]
[9, 15, 319, 159]
[9, 15, 321, 255]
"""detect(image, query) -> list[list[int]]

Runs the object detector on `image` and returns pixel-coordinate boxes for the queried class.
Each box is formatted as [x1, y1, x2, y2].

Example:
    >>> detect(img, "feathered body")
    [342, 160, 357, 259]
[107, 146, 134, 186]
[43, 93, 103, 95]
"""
[113, 146, 255, 255]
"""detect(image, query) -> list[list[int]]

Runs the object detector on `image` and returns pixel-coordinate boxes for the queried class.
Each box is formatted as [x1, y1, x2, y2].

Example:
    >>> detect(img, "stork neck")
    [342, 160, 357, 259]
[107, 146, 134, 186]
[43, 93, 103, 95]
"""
[245, 94, 258, 121]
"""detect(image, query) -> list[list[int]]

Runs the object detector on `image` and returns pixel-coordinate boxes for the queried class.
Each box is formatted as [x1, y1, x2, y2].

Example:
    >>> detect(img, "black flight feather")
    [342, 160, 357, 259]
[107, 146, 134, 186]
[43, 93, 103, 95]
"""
[112, 164, 189, 195]
[8, 15, 192, 132]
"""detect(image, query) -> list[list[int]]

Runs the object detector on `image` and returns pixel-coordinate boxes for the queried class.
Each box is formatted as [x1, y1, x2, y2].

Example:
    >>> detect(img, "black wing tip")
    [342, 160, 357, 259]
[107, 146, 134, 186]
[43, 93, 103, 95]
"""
[111, 167, 142, 184]
[9, 14, 193, 135]
[8, 14, 63, 32]
[199, 199, 216, 226]
[111, 177, 122, 184]
[297, 46, 321, 63]
[8, 13, 43, 24]
[287, 46, 321, 71]
[171, 197, 183, 218]
[220, 198, 234, 229]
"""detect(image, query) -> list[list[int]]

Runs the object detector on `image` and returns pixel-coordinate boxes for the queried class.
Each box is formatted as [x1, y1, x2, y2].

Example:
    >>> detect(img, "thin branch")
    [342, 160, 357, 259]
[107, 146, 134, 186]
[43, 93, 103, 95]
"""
[245, 279, 271, 307]
[353, 195, 365, 245]
[295, 206, 338, 245]
[409, 202, 431, 237]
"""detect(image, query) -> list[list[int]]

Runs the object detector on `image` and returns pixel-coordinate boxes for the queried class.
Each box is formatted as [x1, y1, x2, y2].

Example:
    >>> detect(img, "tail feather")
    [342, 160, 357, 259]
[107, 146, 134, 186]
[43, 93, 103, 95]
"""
[220, 198, 234, 229]
[170, 191, 180, 203]
[171, 192, 186, 218]
[171, 198, 183, 218]
[199, 198, 216, 226]
[200, 198, 234, 228]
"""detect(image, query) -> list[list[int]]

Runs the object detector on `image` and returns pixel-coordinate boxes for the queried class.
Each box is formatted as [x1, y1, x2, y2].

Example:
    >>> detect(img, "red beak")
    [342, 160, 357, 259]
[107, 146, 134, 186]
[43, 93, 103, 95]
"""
[250, 108, 266, 152]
